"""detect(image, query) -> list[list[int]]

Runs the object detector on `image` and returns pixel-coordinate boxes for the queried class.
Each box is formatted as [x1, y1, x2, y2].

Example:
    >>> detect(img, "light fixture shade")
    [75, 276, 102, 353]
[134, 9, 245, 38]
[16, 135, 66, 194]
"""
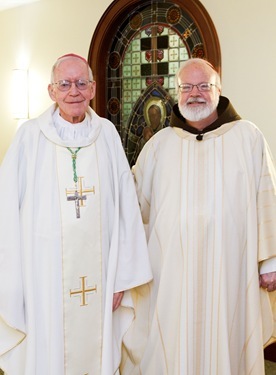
[12, 69, 29, 119]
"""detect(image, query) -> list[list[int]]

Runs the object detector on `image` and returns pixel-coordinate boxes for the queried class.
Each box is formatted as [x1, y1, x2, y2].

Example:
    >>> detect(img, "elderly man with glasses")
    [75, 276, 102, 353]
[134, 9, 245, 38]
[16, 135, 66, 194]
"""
[121, 58, 276, 375]
[0, 53, 152, 375]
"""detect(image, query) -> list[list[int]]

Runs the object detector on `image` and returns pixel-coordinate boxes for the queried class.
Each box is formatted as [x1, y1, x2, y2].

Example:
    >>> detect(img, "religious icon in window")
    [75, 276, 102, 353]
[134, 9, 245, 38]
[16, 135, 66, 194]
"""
[126, 84, 174, 167]
[140, 98, 166, 147]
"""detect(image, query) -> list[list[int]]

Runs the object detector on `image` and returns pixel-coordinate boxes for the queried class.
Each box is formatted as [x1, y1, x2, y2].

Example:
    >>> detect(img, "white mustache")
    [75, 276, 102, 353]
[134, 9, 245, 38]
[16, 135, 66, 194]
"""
[186, 98, 206, 104]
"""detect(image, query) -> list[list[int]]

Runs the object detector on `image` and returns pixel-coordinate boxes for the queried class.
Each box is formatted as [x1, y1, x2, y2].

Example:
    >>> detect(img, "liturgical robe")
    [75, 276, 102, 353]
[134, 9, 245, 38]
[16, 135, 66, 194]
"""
[0, 104, 152, 375]
[121, 97, 276, 375]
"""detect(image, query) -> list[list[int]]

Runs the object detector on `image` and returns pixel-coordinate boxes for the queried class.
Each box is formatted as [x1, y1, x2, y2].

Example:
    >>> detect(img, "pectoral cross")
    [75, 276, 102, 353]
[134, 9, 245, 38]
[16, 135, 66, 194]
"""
[70, 276, 97, 306]
[66, 176, 95, 218]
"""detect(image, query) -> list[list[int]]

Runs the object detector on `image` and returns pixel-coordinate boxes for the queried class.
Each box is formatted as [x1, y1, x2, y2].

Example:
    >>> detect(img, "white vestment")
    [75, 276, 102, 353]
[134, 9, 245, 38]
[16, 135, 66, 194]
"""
[122, 121, 276, 375]
[0, 105, 152, 375]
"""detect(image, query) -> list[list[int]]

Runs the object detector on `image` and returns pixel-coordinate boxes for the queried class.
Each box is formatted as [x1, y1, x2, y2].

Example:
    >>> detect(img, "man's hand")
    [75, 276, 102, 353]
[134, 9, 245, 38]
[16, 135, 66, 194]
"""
[112, 291, 124, 311]
[259, 271, 276, 292]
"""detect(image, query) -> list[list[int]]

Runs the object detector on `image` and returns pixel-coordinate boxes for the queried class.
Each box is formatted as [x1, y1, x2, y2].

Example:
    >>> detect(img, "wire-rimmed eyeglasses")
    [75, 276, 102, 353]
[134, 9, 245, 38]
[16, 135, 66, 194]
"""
[178, 82, 218, 93]
[52, 79, 92, 92]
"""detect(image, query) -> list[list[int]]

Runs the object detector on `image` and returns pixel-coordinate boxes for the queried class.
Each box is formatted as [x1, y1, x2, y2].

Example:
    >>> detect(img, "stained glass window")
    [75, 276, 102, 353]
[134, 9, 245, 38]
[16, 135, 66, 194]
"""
[90, 1, 220, 166]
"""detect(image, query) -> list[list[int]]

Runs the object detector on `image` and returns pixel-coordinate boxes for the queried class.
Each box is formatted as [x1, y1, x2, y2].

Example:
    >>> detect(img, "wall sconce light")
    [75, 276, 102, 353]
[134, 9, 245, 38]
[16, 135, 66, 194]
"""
[12, 69, 29, 119]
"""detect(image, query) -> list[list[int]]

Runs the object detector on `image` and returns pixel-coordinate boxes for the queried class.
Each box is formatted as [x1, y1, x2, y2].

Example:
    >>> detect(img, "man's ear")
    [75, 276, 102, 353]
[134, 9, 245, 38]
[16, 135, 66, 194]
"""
[90, 81, 96, 100]
[48, 84, 56, 101]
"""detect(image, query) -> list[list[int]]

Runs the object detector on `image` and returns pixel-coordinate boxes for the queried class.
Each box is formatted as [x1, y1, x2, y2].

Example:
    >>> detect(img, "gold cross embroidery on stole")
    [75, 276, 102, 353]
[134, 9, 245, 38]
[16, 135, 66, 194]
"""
[70, 276, 97, 306]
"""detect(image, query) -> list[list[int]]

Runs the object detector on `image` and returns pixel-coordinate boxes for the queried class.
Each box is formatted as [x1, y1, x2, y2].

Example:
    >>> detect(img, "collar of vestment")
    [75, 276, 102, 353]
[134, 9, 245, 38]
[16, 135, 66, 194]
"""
[53, 109, 93, 142]
[38, 104, 102, 148]
[170, 96, 241, 138]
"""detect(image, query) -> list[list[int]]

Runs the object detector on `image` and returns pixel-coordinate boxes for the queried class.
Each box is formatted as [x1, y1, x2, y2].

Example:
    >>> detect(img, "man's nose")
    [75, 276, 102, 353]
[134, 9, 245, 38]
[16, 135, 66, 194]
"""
[191, 85, 200, 93]
[69, 82, 80, 93]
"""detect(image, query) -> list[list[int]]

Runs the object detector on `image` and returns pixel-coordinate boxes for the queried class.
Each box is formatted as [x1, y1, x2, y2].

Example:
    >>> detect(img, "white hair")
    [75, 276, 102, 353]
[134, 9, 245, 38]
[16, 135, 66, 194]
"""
[50, 55, 93, 83]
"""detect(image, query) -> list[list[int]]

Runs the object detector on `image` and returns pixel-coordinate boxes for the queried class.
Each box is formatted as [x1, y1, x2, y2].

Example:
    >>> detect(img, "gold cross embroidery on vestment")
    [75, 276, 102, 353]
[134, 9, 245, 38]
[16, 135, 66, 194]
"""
[70, 276, 97, 306]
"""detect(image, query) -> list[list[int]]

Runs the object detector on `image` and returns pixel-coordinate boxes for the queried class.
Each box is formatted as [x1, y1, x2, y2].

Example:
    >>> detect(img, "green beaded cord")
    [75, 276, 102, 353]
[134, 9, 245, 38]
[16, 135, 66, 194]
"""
[67, 147, 82, 183]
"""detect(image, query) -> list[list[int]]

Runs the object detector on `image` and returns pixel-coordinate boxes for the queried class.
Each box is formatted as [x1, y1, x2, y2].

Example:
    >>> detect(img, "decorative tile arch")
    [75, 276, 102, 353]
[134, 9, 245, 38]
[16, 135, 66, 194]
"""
[88, 0, 221, 165]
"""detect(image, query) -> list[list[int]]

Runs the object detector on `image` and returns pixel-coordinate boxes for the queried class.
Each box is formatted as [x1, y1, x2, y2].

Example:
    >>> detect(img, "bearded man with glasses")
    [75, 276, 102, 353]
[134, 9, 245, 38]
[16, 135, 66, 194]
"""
[0, 53, 152, 375]
[121, 58, 276, 375]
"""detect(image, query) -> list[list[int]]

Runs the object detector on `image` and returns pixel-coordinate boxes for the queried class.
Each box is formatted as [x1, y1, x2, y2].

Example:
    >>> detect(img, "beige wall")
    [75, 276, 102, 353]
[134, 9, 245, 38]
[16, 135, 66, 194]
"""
[0, 0, 276, 162]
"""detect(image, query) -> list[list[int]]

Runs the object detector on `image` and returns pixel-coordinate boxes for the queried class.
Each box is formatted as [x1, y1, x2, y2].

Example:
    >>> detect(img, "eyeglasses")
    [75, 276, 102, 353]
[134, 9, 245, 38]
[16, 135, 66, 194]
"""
[178, 82, 218, 93]
[52, 79, 92, 92]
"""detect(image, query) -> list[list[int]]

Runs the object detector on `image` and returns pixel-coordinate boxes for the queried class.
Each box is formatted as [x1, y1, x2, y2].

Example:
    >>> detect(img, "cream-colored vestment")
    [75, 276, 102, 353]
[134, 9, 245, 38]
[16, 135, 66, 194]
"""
[122, 121, 276, 375]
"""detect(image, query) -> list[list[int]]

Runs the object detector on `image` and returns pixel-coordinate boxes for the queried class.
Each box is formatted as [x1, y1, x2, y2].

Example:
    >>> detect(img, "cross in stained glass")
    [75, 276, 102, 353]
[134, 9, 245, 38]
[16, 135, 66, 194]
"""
[132, 65, 140, 76]
[132, 53, 140, 64]
[169, 35, 179, 47]
[124, 91, 132, 102]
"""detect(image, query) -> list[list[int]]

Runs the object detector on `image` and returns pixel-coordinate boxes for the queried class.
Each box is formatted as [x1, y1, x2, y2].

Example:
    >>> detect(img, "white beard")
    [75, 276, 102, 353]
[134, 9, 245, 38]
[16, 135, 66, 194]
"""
[179, 96, 219, 122]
